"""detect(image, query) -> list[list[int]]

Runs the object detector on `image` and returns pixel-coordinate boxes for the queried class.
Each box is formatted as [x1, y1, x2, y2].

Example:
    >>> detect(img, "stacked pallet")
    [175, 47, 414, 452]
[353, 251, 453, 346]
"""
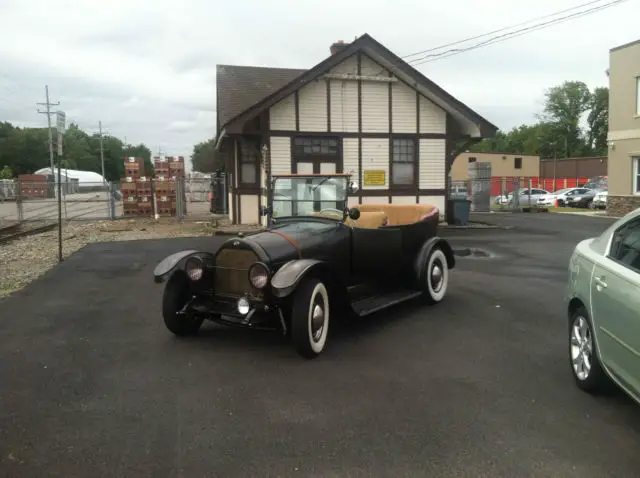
[18, 174, 49, 199]
[153, 156, 187, 216]
[121, 157, 152, 216]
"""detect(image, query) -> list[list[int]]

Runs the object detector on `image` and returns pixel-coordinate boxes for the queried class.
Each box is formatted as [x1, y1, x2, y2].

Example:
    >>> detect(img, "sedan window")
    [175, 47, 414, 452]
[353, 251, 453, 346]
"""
[609, 219, 640, 271]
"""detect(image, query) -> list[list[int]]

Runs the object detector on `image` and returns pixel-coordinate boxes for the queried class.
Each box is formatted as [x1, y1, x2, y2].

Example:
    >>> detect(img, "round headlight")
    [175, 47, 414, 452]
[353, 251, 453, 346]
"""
[237, 297, 250, 315]
[185, 257, 203, 281]
[248, 262, 269, 289]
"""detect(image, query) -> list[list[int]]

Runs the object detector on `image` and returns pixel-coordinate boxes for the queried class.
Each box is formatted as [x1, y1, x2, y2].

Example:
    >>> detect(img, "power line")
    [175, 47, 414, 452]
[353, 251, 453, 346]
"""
[408, 0, 629, 66]
[402, 0, 611, 60]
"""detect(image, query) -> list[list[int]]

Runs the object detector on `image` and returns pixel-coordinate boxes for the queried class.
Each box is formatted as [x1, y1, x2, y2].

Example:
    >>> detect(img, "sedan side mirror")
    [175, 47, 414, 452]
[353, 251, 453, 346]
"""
[348, 207, 360, 220]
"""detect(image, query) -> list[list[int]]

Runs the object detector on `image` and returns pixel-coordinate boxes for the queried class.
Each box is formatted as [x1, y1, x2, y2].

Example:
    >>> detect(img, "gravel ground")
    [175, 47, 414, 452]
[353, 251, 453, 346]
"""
[0, 219, 247, 298]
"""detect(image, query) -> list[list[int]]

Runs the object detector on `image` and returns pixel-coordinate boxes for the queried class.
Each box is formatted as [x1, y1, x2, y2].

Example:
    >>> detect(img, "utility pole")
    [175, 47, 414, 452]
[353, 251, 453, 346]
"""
[36, 85, 60, 178]
[99, 121, 106, 184]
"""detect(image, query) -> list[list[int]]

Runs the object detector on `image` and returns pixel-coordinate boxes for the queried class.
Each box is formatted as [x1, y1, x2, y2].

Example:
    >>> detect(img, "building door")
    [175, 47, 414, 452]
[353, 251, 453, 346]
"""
[292, 137, 342, 174]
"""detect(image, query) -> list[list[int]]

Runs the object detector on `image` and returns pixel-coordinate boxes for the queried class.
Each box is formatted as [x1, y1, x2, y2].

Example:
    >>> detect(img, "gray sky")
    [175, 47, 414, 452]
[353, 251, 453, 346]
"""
[0, 0, 637, 171]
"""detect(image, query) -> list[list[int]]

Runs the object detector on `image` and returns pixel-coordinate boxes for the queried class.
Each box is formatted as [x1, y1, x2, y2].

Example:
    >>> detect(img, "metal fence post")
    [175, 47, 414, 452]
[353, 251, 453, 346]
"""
[176, 177, 185, 219]
[16, 181, 23, 221]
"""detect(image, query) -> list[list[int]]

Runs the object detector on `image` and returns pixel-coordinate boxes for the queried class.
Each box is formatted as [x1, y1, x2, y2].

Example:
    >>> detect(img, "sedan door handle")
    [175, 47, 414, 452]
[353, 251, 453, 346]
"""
[594, 276, 608, 289]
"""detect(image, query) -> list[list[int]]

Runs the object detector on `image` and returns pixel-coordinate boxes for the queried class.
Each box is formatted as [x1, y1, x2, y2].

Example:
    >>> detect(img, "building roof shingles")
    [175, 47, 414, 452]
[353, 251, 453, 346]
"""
[216, 64, 307, 131]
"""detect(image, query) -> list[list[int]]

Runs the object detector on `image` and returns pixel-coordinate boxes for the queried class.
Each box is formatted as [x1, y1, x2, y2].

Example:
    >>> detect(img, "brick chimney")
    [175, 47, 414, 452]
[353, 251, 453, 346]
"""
[330, 40, 349, 56]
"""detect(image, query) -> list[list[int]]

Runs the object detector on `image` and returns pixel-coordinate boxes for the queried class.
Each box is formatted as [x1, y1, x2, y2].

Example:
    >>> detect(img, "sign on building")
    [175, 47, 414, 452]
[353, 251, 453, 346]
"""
[363, 170, 386, 186]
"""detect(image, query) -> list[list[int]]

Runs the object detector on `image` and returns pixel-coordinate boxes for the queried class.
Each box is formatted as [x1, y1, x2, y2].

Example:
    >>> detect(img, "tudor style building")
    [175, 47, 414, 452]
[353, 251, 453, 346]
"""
[215, 34, 498, 225]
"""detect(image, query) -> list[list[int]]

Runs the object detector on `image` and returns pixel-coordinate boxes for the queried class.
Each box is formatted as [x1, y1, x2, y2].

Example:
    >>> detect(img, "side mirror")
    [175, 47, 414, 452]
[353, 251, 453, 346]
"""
[348, 181, 359, 194]
[348, 207, 360, 220]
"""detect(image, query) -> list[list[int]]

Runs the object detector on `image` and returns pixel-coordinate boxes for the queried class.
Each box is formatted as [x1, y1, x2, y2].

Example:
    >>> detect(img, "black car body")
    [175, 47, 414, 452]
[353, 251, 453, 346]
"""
[565, 189, 598, 208]
[153, 174, 455, 358]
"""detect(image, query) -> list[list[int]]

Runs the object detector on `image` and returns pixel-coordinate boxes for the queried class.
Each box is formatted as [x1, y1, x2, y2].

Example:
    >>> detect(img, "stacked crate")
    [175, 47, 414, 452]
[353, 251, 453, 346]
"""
[153, 156, 187, 216]
[121, 157, 151, 216]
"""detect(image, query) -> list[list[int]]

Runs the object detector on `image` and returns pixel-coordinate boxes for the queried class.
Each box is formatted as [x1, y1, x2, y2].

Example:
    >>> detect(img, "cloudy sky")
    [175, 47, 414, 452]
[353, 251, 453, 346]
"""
[0, 0, 637, 171]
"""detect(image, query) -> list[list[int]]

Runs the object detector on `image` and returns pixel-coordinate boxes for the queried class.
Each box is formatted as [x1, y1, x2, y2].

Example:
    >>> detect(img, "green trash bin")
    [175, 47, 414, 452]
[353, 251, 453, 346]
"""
[447, 199, 472, 226]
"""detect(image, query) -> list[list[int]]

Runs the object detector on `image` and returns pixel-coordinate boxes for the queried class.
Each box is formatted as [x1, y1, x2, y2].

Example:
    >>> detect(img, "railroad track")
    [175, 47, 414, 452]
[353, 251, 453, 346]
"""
[0, 221, 58, 245]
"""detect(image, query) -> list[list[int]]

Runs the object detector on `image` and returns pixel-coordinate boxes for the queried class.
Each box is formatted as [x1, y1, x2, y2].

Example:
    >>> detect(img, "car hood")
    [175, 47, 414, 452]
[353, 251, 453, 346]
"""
[240, 219, 342, 265]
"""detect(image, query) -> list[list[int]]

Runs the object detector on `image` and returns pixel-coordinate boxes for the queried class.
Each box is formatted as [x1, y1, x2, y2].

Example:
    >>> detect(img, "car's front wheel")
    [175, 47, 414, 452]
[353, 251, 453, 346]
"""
[163, 273, 204, 336]
[422, 247, 449, 304]
[569, 306, 608, 393]
[290, 277, 330, 359]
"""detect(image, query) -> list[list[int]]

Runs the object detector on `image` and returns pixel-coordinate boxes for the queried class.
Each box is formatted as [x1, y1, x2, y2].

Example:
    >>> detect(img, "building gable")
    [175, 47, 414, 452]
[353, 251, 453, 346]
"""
[217, 33, 498, 142]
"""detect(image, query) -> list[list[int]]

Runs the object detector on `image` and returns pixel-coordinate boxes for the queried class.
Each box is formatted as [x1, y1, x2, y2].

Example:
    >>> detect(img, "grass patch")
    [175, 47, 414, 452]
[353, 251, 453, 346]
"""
[548, 207, 591, 213]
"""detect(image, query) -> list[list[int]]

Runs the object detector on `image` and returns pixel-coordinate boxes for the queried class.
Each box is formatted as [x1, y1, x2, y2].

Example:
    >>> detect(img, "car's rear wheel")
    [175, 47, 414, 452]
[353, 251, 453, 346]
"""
[422, 248, 449, 304]
[291, 277, 330, 359]
[569, 306, 608, 393]
[163, 273, 204, 336]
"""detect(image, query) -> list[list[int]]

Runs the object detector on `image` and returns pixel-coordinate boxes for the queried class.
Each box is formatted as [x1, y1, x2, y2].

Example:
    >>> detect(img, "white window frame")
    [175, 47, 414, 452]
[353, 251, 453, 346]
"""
[636, 76, 640, 116]
[633, 156, 640, 195]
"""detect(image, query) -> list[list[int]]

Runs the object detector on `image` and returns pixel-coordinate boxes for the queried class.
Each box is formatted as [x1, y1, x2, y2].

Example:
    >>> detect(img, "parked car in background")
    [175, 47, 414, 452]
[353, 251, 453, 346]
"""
[538, 187, 584, 207]
[565, 189, 598, 208]
[508, 188, 549, 206]
[592, 190, 608, 210]
[449, 185, 469, 200]
[565, 208, 640, 405]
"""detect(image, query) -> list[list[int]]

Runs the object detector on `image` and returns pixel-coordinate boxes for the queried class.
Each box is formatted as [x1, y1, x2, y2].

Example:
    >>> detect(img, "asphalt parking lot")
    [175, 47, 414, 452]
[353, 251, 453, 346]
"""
[2, 212, 640, 477]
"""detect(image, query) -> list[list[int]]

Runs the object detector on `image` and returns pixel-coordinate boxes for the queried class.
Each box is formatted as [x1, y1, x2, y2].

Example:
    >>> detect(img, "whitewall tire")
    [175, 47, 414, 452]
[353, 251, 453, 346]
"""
[423, 248, 449, 304]
[291, 277, 330, 359]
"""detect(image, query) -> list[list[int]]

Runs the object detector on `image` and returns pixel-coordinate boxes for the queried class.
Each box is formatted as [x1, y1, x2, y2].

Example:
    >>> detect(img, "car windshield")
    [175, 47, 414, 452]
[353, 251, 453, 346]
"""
[271, 175, 349, 218]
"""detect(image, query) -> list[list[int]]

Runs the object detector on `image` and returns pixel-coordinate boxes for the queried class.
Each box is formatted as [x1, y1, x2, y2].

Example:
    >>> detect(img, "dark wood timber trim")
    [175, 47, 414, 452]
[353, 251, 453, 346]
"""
[268, 130, 445, 139]
[416, 90, 421, 203]
[388, 70, 393, 203]
[326, 79, 331, 132]
[294, 91, 300, 132]
[357, 50, 363, 203]
[351, 188, 446, 197]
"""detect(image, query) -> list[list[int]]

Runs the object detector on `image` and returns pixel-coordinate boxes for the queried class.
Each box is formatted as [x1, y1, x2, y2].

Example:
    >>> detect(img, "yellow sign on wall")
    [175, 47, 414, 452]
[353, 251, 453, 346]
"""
[363, 170, 386, 186]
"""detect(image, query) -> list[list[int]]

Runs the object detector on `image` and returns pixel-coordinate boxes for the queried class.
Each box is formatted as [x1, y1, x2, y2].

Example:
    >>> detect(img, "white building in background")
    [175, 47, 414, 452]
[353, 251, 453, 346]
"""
[34, 168, 107, 189]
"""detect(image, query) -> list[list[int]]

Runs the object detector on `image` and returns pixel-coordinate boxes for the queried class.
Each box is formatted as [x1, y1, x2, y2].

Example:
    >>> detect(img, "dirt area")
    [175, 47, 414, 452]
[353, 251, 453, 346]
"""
[0, 218, 261, 298]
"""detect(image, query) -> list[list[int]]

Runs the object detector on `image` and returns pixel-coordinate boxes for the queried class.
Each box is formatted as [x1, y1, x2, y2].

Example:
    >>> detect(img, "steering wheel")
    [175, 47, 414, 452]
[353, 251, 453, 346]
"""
[319, 208, 344, 215]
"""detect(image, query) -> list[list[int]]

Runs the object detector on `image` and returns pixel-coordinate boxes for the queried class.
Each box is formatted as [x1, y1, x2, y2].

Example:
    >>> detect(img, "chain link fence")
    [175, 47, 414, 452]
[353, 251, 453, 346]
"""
[1, 175, 229, 225]
[449, 177, 560, 212]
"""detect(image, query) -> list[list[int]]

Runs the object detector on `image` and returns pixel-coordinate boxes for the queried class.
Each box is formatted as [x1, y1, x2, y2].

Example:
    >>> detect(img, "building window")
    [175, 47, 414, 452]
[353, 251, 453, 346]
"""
[633, 157, 640, 195]
[468, 157, 477, 163]
[293, 137, 339, 156]
[239, 141, 258, 185]
[636, 76, 640, 115]
[391, 138, 415, 186]
[514, 157, 522, 169]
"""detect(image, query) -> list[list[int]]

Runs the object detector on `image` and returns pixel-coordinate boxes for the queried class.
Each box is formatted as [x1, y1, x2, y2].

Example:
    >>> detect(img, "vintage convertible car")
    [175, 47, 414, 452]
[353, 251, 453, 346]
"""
[153, 173, 455, 359]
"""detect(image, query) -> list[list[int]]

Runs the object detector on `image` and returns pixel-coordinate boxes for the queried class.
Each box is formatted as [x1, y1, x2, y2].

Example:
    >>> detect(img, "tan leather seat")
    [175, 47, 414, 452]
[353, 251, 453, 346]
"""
[356, 204, 438, 226]
[352, 211, 388, 229]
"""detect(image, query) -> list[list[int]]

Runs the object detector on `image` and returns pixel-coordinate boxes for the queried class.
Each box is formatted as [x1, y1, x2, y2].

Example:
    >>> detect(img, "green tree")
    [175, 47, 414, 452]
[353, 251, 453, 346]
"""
[538, 80, 592, 158]
[191, 138, 225, 173]
[586, 86, 609, 156]
[0, 165, 13, 179]
[0, 121, 155, 181]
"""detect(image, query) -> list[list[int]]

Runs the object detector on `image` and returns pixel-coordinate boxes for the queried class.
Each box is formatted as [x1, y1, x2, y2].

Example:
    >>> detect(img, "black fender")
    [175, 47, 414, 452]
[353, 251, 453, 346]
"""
[270, 259, 325, 298]
[153, 250, 215, 283]
[414, 236, 455, 282]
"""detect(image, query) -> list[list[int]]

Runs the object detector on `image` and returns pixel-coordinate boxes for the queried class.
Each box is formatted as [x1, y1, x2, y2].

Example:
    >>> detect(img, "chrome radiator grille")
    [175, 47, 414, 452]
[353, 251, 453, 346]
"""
[214, 248, 258, 297]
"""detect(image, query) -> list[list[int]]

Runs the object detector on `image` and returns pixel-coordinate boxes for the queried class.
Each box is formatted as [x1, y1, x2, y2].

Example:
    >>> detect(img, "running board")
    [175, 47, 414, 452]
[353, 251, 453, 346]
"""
[351, 290, 422, 317]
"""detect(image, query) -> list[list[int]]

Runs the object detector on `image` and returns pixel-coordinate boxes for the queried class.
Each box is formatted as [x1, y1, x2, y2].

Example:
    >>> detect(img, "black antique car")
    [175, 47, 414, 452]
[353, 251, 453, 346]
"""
[153, 173, 455, 359]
